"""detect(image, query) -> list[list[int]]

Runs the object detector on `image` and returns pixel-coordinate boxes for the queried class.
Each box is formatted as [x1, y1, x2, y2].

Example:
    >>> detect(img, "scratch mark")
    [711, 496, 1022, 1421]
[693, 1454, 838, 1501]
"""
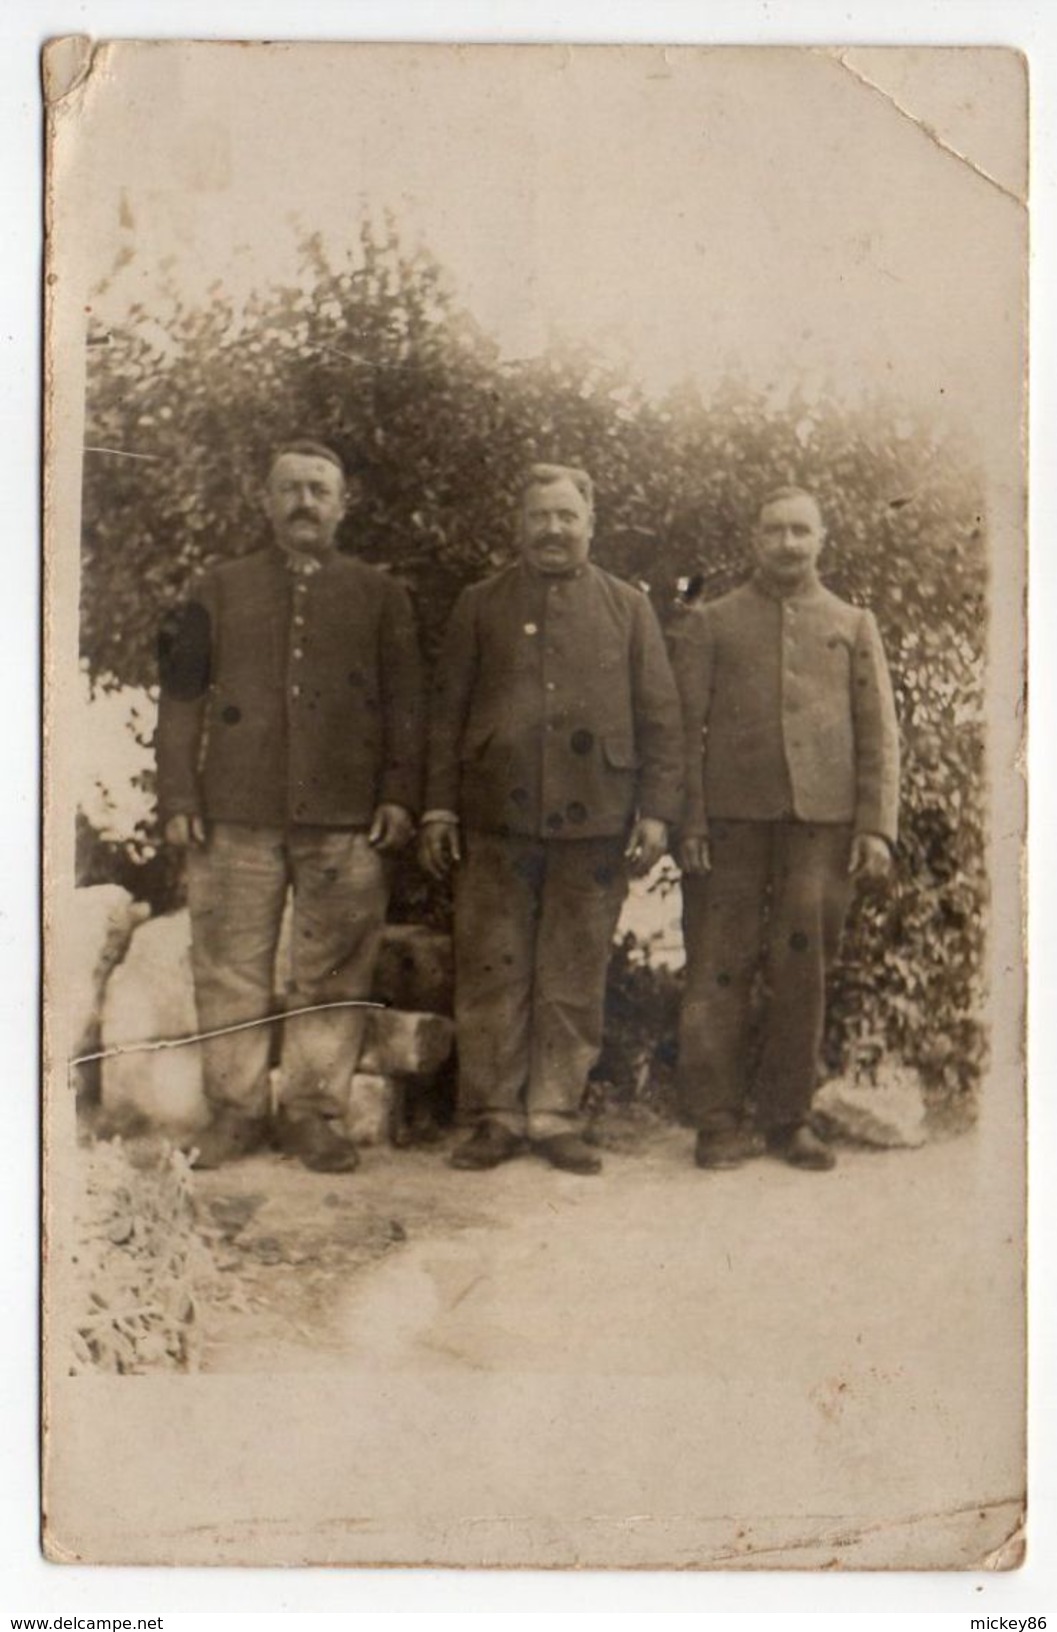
[833, 51, 1024, 207]
[449, 1273, 486, 1310]
[417, 1335, 488, 1369]
[700, 1494, 1023, 1565]
[312, 342, 371, 368]
[84, 446, 164, 462]
[69, 999, 384, 1070]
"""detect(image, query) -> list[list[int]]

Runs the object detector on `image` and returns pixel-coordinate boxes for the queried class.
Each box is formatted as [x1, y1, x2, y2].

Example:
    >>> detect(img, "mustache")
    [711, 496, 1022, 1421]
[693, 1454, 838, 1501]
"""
[288, 508, 320, 524]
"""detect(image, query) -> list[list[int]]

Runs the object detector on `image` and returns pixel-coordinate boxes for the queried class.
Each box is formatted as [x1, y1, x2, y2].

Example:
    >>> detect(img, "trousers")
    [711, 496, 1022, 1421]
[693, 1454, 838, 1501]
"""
[185, 822, 388, 1120]
[678, 819, 853, 1132]
[453, 831, 628, 1140]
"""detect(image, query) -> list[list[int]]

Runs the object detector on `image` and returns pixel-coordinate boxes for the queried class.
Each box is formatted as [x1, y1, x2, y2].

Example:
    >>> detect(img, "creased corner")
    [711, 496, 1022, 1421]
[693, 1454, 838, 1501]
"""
[979, 1508, 1026, 1570]
[41, 1521, 86, 1566]
[42, 36, 102, 112]
[832, 49, 1025, 208]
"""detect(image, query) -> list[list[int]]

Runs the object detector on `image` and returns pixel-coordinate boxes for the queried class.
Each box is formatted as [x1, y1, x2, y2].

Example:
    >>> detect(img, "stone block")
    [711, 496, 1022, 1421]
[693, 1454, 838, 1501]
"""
[342, 1072, 397, 1147]
[100, 908, 451, 1138]
[371, 924, 454, 1015]
[100, 910, 210, 1135]
[360, 1008, 454, 1078]
[812, 1071, 928, 1148]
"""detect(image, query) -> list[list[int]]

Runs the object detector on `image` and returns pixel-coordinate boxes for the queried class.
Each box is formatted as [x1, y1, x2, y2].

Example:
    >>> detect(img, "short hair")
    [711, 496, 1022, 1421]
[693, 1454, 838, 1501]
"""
[519, 463, 595, 510]
[268, 440, 348, 482]
[756, 484, 824, 525]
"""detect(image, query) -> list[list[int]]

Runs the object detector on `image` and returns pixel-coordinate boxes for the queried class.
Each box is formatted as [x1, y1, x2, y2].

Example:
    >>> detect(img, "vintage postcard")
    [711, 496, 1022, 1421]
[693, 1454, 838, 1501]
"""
[42, 40, 1027, 1568]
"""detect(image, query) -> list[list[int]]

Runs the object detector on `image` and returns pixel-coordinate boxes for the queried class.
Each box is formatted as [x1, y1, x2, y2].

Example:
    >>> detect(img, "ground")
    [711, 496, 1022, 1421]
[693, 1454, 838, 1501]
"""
[104, 1114, 1015, 1569]
[59, 1113, 1022, 1568]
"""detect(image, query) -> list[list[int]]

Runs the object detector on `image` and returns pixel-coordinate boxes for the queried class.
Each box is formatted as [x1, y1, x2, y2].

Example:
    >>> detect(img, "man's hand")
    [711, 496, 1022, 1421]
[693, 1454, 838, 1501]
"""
[624, 817, 668, 879]
[419, 817, 462, 879]
[369, 804, 415, 853]
[164, 813, 206, 848]
[677, 833, 711, 875]
[849, 832, 893, 884]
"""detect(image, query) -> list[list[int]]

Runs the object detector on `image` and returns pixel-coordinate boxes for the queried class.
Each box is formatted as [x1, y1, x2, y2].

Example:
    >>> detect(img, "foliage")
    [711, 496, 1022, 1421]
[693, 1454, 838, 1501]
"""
[591, 931, 682, 1116]
[80, 221, 989, 1102]
[68, 1138, 218, 1374]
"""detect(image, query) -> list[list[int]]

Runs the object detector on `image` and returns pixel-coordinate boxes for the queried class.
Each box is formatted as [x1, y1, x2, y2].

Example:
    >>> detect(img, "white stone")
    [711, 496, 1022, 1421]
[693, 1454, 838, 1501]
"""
[361, 1009, 454, 1077]
[812, 1072, 928, 1148]
[68, 884, 149, 1061]
[343, 1072, 397, 1147]
[101, 910, 210, 1134]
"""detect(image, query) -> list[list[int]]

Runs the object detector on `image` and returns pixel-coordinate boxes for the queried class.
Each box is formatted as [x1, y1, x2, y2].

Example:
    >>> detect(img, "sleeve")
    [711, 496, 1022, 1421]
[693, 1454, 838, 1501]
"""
[378, 580, 425, 814]
[851, 608, 900, 844]
[666, 602, 716, 836]
[631, 593, 685, 828]
[154, 577, 215, 823]
[424, 588, 479, 818]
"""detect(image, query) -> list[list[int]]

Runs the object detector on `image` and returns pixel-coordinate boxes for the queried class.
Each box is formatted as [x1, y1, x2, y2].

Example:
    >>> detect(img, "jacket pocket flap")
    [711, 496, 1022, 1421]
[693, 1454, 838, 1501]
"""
[603, 735, 640, 770]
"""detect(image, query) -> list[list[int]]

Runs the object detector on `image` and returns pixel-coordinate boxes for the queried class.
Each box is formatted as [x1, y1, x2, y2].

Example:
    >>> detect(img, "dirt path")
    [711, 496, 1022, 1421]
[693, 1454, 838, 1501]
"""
[172, 1120, 1024, 1567]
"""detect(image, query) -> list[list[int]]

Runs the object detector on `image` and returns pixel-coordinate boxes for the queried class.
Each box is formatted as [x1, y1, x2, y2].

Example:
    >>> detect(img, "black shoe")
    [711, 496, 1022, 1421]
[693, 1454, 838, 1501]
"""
[187, 1108, 270, 1170]
[534, 1133, 603, 1175]
[768, 1123, 836, 1171]
[694, 1125, 763, 1170]
[450, 1122, 525, 1170]
[274, 1109, 360, 1174]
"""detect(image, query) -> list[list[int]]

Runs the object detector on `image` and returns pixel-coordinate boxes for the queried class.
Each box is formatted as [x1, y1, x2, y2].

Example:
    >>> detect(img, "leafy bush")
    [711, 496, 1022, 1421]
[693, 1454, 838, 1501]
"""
[80, 222, 988, 1103]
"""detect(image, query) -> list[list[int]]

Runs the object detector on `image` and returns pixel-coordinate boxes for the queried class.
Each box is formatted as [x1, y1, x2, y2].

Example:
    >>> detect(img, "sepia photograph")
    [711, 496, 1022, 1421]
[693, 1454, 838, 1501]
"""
[41, 36, 1027, 1573]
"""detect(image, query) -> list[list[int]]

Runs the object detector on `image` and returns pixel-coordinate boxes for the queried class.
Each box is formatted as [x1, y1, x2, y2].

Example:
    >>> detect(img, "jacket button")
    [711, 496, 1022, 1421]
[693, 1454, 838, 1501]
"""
[291, 684, 301, 699]
[292, 648, 304, 660]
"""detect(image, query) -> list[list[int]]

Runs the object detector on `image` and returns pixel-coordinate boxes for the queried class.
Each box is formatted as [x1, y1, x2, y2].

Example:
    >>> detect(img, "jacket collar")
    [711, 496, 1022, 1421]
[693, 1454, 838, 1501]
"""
[518, 558, 590, 586]
[750, 568, 824, 603]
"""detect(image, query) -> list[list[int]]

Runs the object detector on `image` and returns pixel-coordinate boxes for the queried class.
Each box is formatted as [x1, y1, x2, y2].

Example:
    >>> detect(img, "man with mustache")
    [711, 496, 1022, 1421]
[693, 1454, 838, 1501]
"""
[421, 463, 683, 1175]
[670, 486, 900, 1171]
[156, 440, 422, 1171]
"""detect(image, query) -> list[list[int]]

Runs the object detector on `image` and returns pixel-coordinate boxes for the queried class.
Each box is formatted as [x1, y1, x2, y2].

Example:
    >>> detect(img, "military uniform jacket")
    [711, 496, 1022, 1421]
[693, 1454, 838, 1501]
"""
[426, 560, 684, 839]
[668, 574, 899, 843]
[156, 548, 423, 827]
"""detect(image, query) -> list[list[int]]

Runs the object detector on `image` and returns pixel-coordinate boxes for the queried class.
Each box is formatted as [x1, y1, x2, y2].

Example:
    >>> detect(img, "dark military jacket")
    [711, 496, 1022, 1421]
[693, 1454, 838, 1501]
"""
[156, 547, 423, 827]
[426, 560, 684, 839]
[668, 573, 900, 842]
